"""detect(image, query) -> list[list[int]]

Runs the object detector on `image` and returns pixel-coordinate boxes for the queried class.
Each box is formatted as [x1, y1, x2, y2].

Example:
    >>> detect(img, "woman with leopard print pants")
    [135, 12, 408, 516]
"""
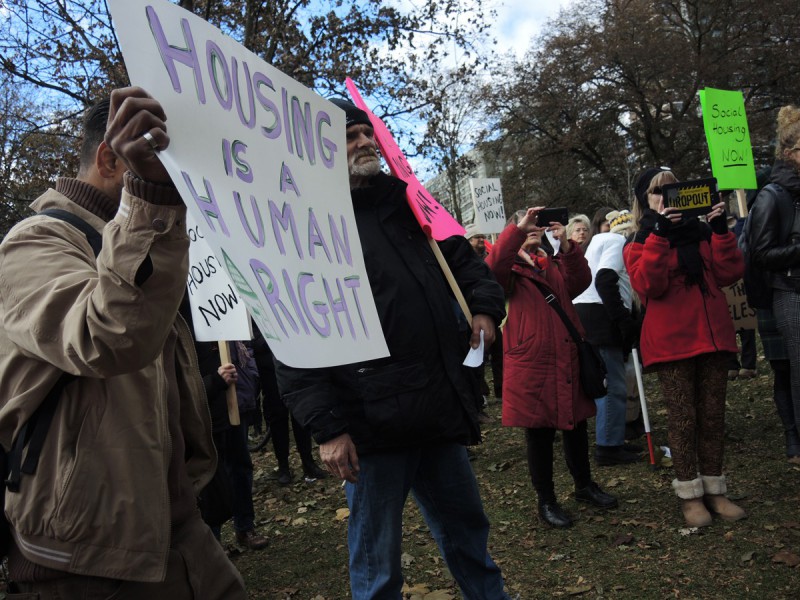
[624, 167, 746, 528]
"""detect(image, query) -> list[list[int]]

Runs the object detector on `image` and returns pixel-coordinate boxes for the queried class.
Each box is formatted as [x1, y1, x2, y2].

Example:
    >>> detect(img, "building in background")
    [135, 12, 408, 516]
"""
[424, 145, 510, 226]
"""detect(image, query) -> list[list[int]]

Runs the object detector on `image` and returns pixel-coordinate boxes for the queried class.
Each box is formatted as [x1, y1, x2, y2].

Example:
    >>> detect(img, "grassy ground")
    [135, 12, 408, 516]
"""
[230, 362, 800, 599]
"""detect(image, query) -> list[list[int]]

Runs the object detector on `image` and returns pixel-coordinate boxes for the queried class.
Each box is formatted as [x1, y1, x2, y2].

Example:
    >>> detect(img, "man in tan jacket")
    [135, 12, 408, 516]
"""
[0, 87, 247, 598]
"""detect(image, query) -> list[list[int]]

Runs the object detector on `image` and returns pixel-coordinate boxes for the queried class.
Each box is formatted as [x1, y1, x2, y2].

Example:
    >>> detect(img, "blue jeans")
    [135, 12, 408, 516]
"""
[595, 346, 627, 446]
[345, 444, 509, 600]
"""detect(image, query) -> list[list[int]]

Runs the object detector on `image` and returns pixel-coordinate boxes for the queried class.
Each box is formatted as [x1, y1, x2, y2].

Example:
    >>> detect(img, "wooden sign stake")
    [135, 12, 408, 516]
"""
[218, 341, 241, 426]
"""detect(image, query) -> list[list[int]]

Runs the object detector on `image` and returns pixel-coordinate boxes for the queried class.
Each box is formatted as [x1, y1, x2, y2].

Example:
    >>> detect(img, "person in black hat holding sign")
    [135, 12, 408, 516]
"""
[274, 99, 511, 599]
[624, 167, 746, 528]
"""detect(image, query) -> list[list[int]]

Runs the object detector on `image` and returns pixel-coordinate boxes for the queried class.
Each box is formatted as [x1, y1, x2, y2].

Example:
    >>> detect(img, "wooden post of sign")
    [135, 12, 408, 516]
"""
[218, 341, 241, 426]
[735, 189, 748, 217]
[428, 238, 473, 326]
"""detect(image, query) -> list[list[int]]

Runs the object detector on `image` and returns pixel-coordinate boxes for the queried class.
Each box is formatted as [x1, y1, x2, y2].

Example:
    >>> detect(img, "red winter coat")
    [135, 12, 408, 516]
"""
[487, 224, 594, 430]
[623, 229, 743, 367]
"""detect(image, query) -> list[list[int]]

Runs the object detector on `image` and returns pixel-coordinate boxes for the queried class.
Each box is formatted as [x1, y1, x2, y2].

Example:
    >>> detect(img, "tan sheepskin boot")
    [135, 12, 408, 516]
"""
[701, 475, 746, 521]
[673, 478, 712, 527]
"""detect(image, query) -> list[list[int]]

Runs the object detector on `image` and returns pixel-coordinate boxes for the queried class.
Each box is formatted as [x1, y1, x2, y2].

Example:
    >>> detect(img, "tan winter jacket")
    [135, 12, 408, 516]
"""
[0, 183, 215, 582]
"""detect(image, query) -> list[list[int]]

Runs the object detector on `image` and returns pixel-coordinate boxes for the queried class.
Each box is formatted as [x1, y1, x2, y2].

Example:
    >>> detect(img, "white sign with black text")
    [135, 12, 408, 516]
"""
[469, 178, 505, 235]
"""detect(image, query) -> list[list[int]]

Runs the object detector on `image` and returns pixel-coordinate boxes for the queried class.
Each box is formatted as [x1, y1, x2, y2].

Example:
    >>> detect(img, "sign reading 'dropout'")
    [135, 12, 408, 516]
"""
[661, 178, 719, 220]
[469, 178, 505, 235]
[699, 88, 757, 190]
[108, 0, 388, 367]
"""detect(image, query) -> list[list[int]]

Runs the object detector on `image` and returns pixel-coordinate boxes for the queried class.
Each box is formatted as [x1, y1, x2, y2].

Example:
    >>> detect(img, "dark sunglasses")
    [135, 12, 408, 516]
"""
[650, 187, 662, 195]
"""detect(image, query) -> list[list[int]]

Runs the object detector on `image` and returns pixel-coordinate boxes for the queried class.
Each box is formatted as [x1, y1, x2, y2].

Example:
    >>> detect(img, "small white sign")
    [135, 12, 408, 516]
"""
[469, 178, 505, 234]
[186, 212, 251, 342]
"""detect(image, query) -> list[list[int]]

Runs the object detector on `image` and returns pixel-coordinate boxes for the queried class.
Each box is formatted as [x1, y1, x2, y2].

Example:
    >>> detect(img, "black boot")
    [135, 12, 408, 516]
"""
[786, 427, 800, 460]
[302, 460, 329, 480]
[538, 501, 573, 528]
[536, 486, 572, 528]
[595, 445, 641, 466]
[575, 481, 618, 509]
[276, 460, 293, 485]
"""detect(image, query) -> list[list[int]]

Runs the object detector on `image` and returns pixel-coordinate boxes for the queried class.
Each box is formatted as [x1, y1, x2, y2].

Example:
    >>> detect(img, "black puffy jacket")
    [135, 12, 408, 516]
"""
[274, 173, 506, 454]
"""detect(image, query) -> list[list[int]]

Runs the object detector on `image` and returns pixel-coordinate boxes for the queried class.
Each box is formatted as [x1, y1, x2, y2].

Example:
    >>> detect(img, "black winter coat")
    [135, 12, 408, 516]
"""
[749, 160, 800, 292]
[274, 173, 506, 454]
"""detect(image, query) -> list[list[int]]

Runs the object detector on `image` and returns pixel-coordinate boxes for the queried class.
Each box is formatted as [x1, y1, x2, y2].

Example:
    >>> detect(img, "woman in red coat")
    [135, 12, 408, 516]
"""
[624, 167, 746, 528]
[488, 207, 617, 528]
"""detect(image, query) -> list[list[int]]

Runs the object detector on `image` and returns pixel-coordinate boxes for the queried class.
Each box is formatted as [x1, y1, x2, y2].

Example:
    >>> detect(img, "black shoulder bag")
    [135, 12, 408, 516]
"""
[531, 279, 608, 399]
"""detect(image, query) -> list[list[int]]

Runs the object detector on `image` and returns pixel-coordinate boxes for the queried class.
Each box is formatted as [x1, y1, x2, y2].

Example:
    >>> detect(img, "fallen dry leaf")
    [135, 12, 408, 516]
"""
[611, 533, 635, 547]
[275, 588, 298, 597]
[335, 508, 350, 521]
[487, 461, 511, 472]
[423, 591, 455, 599]
[771, 550, 800, 567]
[402, 583, 431, 595]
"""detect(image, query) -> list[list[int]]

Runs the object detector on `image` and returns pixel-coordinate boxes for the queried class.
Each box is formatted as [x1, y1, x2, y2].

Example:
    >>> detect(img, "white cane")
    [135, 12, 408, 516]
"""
[631, 348, 656, 466]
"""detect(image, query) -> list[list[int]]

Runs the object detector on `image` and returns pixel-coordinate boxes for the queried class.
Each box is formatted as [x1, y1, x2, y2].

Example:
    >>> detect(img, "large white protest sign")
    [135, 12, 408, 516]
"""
[469, 178, 505, 234]
[186, 212, 251, 342]
[108, 0, 388, 367]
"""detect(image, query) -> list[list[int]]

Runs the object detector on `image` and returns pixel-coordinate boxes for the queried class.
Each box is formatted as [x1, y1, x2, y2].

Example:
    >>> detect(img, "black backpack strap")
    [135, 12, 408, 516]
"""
[38, 208, 102, 257]
[38, 207, 153, 286]
[3, 209, 97, 493]
[5, 373, 75, 493]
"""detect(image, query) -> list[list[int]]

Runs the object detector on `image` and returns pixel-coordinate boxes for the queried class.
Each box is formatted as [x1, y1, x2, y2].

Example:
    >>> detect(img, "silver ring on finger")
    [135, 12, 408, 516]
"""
[142, 131, 159, 152]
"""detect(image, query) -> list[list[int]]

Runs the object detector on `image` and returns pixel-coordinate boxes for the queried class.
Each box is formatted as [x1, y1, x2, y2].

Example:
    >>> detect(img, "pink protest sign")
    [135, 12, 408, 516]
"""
[345, 78, 465, 241]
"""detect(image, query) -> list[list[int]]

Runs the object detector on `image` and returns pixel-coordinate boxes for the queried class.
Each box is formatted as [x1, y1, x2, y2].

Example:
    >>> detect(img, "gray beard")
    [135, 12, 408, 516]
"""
[349, 156, 382, 178]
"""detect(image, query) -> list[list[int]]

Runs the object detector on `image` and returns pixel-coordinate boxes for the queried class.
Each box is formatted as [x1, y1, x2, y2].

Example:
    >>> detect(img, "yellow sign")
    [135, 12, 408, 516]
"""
[672, 185, 713, 210]
[662, 178, 718, 219]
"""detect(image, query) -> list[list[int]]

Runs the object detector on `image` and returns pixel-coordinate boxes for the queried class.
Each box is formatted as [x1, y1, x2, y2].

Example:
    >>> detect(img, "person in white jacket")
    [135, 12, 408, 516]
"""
[573, 210, 642, 466]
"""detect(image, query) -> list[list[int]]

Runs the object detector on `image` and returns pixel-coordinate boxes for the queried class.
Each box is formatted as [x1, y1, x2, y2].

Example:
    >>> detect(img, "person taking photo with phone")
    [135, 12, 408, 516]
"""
[487, 207, 618, 529]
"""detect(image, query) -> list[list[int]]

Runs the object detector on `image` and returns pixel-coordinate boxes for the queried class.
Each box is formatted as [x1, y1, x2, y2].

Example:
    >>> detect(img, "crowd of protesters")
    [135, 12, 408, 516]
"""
[0, 83, 798, 599]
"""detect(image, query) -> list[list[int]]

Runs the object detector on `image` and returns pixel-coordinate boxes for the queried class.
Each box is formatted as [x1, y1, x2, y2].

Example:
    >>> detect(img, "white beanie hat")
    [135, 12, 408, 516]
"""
[464, 223, 484, 239]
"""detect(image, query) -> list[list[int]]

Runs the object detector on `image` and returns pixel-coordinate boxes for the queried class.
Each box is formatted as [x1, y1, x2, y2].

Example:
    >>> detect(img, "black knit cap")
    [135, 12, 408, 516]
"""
[329, 98, 372, 129]
[634, 166, 670, 209]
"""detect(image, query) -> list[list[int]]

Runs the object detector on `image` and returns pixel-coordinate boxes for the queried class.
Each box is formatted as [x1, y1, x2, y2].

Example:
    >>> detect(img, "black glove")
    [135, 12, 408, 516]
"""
[617, 317, 640, 350]
[709, 210, 729, 235]
[652, 212, 672, 237]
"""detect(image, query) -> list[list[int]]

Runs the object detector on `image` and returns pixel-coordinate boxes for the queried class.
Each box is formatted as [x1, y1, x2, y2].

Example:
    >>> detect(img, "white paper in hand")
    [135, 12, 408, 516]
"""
[463, 330, 485, 367]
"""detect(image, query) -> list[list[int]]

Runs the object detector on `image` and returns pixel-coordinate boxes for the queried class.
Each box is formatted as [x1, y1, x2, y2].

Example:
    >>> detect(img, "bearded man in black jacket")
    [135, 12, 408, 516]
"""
[275, 99, 510, 599]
